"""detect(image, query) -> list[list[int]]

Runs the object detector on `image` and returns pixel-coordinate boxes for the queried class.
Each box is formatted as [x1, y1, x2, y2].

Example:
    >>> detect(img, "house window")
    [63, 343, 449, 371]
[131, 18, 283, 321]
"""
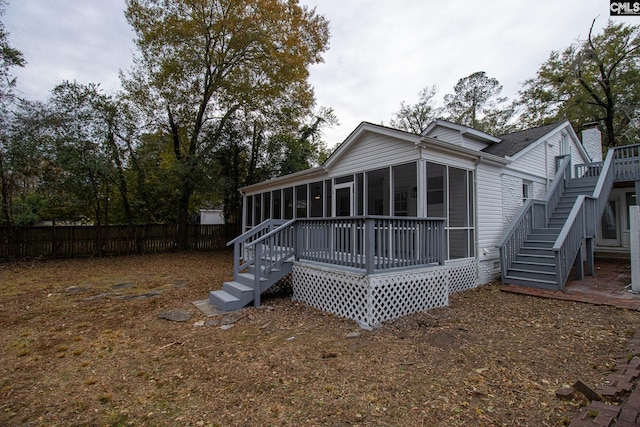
[522, 180, 532, 202]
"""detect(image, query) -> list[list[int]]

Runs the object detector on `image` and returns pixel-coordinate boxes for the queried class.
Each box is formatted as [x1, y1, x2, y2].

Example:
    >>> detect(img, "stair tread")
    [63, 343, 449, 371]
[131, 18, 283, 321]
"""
[225, 281, 253, 292]
[504, 275, 558, 285]
[209, 290, 240, 303]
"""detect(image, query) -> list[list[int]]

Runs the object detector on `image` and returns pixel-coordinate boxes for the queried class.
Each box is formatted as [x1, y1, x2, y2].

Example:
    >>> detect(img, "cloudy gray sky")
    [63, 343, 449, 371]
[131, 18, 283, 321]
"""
[3, 0, 637, 147]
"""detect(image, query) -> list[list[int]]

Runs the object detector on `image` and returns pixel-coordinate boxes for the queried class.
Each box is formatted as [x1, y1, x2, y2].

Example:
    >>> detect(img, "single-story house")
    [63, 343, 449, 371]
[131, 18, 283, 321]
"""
[209, 119, 640, 326]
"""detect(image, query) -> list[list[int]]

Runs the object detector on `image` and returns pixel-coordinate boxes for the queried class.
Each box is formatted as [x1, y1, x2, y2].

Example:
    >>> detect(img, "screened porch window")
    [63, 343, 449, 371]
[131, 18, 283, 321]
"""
[295, 185, 308, 218]
[272, 189, 282, 220]
[393, 162, 417, 216]
[367, 168, 390, 215]
[310, 181, 324, 217]
[426, 162, 475, 260]
[284, 187, 293, 219]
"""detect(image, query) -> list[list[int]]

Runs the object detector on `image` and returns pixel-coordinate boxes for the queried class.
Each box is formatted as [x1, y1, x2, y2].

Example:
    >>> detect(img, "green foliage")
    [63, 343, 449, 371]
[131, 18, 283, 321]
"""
[517, 19, 640, 147]
[389, 86, 441, 134]
[443, 71, 515, 135]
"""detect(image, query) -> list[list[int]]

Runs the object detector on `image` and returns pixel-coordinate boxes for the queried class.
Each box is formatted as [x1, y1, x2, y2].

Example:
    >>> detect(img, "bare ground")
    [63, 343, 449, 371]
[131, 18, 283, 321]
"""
[1, 252, 639, 426]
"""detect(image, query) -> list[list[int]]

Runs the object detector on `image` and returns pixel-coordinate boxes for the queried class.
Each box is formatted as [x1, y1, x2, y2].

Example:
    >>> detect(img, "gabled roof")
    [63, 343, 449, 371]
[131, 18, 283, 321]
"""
[481, 122, 565, 158]
[421, 119, 502, 144]
[322, 121, 420, 169]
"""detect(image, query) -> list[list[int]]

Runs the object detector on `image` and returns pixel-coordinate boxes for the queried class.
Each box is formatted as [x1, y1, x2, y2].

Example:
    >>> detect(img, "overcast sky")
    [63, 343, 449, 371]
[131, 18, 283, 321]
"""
[3, 0, 637, 147]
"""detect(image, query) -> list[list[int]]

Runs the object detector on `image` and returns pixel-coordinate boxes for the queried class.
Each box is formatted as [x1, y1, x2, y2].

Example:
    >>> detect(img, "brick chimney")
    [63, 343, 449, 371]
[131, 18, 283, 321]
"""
[581, 122, 603, 162]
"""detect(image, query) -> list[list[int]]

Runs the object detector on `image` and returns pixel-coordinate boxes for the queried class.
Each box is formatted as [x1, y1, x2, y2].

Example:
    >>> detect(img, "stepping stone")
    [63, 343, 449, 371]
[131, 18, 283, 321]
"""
[158, 309, 193, 322]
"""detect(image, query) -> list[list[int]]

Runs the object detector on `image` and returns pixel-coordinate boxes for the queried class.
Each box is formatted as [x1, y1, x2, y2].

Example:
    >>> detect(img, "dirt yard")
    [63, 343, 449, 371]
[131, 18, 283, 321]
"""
[1, 252, 639, 426]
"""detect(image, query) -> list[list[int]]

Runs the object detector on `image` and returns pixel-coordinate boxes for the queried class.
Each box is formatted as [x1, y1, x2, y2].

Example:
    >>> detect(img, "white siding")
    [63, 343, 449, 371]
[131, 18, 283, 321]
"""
[462, 138, 491, 152]
[510, 142, 548, 179]
[425, 126, 463, 146]
[475, 162, 503, 284]
[330, 132, 419, 177]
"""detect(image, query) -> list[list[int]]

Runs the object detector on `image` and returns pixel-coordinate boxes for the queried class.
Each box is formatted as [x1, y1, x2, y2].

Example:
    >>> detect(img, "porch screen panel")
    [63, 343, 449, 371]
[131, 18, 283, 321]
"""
[447, 167, 475, 259]
[272, 189, 282, 220]
[325, 180, 332, 217]
[245, 195, 254, 227]
[262, 192, 271, 220]
[367, 168, 390, 216]
[356, 173, 364, 216]
[310, 181, 323, 217]
[296, 185, 308, 218]
[448, 168, 467, 227]
[284, 187, 294, 219]
[426, 163, 445, 217]
[393, 162, 417, 216]
[254, 194, 262, 225]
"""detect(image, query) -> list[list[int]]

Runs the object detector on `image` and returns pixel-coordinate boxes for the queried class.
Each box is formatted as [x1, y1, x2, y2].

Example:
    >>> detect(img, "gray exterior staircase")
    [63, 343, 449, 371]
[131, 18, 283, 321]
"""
[499, 145, 640, 290]
[209, 260, 293, 311]
[209, 219, 296, 311]
[502, 177, 598, 289]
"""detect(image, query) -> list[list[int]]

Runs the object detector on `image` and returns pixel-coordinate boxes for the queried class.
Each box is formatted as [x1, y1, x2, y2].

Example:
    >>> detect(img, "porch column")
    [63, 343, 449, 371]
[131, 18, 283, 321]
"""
[631, 206, 640, 293]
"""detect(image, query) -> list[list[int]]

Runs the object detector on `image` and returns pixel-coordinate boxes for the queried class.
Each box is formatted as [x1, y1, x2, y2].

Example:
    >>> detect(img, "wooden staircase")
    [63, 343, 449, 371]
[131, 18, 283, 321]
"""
[502, 177, 598, 289]
[209, 219, 295, 311]
[499, 150, 617, 291]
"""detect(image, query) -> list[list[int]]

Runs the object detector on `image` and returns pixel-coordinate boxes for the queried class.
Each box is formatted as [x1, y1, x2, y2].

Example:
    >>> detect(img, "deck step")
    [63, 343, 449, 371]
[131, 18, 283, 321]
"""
[507, 267, 556, 282]
[510, 261, 556, 273]
[503, 275, 560, 290]
[209, 290, 245, 311]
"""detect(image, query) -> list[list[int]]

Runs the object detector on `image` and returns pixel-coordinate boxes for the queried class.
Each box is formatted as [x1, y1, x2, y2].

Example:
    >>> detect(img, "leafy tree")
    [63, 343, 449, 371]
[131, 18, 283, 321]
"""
[389, 86, 440, 133]
[0, 0, 25, 223]
[443, 71, 515, 134]
[517, 20, 640, 147]
[33, 81, 139, 226]
[123, 0, 329, 247]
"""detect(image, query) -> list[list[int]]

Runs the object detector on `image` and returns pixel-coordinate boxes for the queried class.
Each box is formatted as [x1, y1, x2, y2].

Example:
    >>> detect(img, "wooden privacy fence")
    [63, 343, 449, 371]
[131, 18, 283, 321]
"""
[0, 224, 236, 259]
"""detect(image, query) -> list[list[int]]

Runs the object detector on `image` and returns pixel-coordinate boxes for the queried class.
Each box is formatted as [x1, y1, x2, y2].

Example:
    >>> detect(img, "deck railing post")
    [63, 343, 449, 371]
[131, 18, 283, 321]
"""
[365, 218, 375, 274]
[254, 242, 262, 307]
[233, 241, 240, 278]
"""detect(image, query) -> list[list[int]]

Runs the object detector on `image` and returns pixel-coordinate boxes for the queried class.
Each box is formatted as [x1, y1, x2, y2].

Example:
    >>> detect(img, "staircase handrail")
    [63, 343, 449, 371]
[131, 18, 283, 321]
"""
[552, 195, 586, 288]
[585, 147, 616, 237]
[226, 218, 288, 247]
[227, 218, 289, 279]
[551, 148, 616, 287]
[245, 218, 297, 248]
[247, 219, 297, 307]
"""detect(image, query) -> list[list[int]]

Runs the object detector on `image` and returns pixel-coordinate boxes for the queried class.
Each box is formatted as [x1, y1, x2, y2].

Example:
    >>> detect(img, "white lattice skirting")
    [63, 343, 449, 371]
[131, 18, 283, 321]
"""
[445, 258, 478, 293]
[292, 262, 450, 327]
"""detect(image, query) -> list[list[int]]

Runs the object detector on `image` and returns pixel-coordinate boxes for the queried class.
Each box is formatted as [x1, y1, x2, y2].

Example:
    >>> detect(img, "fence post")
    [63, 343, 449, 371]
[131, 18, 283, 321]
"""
[631, 206, 640, 293]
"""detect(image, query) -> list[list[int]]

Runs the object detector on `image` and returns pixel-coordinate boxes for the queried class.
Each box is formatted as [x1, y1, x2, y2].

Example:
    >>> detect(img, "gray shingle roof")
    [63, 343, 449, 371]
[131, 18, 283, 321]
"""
[481, 122, 565, 158]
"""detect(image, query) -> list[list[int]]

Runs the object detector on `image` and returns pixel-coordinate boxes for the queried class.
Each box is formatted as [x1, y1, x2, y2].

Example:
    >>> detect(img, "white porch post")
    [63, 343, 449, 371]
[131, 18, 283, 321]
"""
[630, 205, 640, 293]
